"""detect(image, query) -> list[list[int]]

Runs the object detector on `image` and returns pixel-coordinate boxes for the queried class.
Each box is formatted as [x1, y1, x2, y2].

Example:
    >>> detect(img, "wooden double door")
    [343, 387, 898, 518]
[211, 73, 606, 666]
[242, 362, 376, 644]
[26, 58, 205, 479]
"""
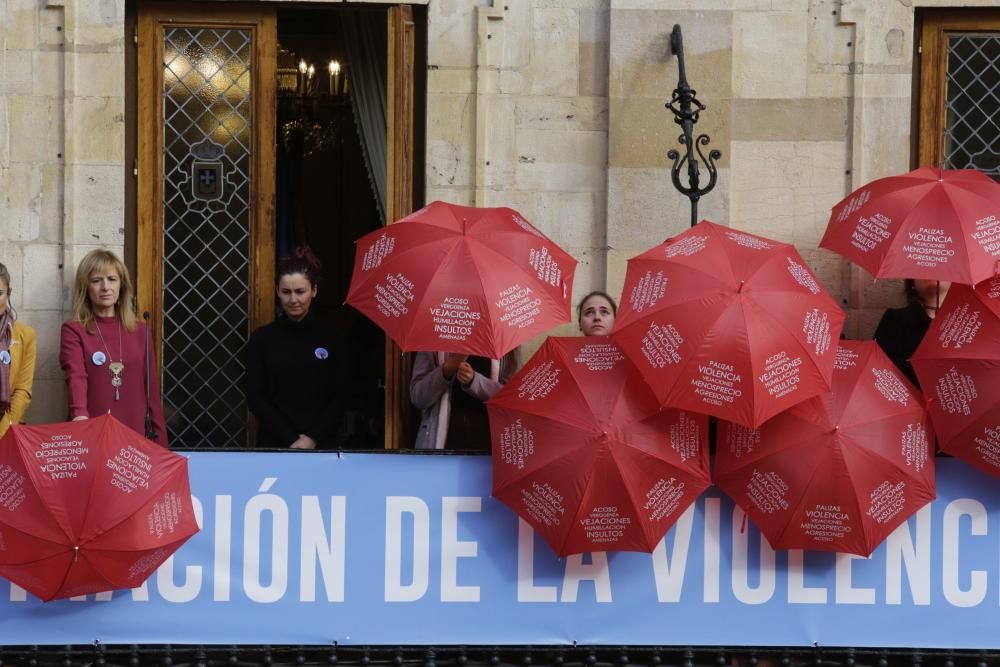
[135, 2, 416, 448]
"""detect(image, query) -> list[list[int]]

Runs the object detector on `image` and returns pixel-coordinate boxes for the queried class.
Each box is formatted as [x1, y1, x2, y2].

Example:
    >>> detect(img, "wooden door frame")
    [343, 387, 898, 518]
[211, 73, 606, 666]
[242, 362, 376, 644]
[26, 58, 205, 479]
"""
[918, 9, 1000, 169]
[136, 2, 277, 370]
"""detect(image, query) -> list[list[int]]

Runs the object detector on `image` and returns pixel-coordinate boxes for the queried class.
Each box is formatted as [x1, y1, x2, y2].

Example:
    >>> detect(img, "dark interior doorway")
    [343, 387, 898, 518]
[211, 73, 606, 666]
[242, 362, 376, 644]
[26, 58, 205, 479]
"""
[276, 7, 385, 449]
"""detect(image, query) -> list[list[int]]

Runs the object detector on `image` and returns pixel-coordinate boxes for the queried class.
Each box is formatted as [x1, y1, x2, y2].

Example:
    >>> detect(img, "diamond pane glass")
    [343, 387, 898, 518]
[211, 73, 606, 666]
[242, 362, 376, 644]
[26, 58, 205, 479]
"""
[945, 34, 1000, 180]
[162, 27, 253, 448]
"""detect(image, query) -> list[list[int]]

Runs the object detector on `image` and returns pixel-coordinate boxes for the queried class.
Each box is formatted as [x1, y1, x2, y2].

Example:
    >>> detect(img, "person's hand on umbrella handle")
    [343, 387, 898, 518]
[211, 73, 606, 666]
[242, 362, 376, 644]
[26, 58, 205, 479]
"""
[290, 434, 317, 450]
[455, 362, 477, 387]
[71, 415, 88, 422]
[441, 353, 468, 381]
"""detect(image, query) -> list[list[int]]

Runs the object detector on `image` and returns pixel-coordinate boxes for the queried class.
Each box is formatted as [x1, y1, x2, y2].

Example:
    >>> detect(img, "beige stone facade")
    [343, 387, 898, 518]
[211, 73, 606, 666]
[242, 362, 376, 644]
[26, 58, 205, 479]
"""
[1, 0, 997, 424]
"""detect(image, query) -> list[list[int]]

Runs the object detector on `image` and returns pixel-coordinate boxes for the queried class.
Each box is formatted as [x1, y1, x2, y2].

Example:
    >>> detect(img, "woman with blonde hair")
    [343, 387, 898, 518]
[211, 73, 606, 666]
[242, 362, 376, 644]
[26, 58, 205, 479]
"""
[0, 262, 36, 438]
[59, 249, 167, 444]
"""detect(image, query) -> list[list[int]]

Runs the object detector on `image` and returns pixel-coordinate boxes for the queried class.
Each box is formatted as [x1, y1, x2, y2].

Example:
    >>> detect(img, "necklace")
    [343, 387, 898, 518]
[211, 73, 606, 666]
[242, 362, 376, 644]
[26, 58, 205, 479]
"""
[94, 319, 125, 401]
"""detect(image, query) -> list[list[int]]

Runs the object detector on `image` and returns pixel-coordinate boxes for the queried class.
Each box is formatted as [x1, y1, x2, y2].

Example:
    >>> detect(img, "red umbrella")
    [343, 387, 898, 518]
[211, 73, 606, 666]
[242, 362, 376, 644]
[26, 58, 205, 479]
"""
[487, 336, 711, 556]
[611, 220, 845, 429]
[819, 167, 1000, 285]
[715, 340, 935, 556]
[346, 201, 577, 358]
[911, 278, 1000, 476]
[0, 415, 199, 601]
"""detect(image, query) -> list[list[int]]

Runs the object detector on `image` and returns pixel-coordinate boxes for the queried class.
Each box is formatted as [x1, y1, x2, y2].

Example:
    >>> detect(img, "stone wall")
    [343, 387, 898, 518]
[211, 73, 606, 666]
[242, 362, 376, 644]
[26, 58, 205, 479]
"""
[0, 0, 997, 424]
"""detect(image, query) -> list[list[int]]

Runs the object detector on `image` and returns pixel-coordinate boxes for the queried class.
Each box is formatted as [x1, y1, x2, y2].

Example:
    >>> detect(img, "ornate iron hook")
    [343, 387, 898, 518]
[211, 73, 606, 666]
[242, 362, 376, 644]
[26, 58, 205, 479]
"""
[666, 24, 721, 228]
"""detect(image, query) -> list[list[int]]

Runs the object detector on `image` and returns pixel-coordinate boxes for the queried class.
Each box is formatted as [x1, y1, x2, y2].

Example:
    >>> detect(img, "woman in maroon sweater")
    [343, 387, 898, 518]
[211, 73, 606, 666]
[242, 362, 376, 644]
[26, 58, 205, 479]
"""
[59, 249, 168, 445]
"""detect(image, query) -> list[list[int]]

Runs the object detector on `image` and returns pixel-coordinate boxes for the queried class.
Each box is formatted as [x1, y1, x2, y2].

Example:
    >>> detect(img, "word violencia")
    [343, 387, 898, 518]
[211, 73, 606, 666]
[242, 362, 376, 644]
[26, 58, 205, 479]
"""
[4, 488, 997, 609]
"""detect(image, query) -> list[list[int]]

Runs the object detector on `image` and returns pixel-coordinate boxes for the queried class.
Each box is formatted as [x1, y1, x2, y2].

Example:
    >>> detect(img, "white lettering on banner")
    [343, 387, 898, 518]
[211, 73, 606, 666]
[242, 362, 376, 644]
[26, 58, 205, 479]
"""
[214, 495, 232, 601]
[441, 497, 481, 602]
[361, 234, 395, 271]
[731, 507, 776, 604]
[942, 499, 987, 608]
[902, 227, 956, 268]
[156, 497, 205, 603]
[299, 496, 346, 602]
[629, 270, 668, 313]
[850, 213, 892, 253]
[561, 552, 612, 603]
[516, 519, 557, 602]
[244, 479, 289, 603]
[787, 550, 827, 604]
[651, 505, 694, 602]
[885, 505, 931, 605]
[937, 304, 983, 349]
[702, 497, 722, 603]
[1, 487, 997, 619]
[836, 553, 875, 604]
[385, 497, 430, 602]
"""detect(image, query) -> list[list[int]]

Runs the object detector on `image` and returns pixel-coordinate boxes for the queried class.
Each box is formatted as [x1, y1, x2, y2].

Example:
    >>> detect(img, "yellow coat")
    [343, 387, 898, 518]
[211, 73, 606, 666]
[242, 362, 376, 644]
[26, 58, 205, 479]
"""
[0, 321, 36, 438]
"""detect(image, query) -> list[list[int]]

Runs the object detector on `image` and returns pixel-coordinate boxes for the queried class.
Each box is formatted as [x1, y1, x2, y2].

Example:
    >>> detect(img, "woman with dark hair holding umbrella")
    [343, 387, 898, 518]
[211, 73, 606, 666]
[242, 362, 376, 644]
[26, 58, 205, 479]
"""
[246, 246, 346, 449]
[874, 279, 950, 387]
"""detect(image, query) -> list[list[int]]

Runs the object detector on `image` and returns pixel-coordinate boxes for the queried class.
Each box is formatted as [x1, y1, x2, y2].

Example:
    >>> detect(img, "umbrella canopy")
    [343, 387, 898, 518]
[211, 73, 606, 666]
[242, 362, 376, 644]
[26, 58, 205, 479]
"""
[0, 415, 199, 601]
[612, 220, 845, 428]
[715, 340, 935, 556]
[819, 167, 1000, 285]
[912, 278, 1000, 477]
[487, 336, 711, 556]
[346, 201, 577, 359]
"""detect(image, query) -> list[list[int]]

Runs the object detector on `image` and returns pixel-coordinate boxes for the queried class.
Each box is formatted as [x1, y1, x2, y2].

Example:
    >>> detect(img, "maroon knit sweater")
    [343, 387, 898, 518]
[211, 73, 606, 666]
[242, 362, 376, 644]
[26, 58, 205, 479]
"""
[59, 316, 168, 446]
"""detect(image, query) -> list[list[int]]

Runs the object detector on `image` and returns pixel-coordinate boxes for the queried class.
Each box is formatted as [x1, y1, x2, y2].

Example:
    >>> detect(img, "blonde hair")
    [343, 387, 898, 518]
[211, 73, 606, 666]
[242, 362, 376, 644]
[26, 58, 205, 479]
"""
[72, 249, 137, 333]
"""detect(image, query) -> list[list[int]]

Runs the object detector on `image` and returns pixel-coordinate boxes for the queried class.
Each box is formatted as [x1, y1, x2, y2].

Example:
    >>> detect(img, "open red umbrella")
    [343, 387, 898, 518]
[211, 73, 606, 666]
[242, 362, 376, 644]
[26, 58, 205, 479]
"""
[611, 220, 845, 428]
[819, 167, 1000, 285]
[715, 340, 935, 556]
[911, 278, 1000, 476]
[0, 415, 199, 601]
[487, 336, 711, 556]
[346, 201, 577, 359]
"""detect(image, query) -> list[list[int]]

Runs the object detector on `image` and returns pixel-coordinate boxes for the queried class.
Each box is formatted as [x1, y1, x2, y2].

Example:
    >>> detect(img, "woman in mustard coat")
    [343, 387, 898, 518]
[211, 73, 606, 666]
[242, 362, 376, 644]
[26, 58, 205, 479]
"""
[0, 262, 36, 438]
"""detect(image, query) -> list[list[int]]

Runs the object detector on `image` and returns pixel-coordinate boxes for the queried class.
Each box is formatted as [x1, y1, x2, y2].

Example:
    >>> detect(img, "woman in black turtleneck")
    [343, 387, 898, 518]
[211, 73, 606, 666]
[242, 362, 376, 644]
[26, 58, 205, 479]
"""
[246, 246, 345, 449]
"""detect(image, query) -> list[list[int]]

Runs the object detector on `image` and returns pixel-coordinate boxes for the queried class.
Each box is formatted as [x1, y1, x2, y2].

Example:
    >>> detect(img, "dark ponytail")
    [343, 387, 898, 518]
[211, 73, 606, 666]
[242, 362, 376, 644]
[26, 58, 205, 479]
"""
[277, 245, 324, 289]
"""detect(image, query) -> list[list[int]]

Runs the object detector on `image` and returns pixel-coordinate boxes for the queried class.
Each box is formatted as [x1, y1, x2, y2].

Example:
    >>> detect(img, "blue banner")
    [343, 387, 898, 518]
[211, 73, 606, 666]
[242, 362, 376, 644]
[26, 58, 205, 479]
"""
[3, 453, 1000, 648]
